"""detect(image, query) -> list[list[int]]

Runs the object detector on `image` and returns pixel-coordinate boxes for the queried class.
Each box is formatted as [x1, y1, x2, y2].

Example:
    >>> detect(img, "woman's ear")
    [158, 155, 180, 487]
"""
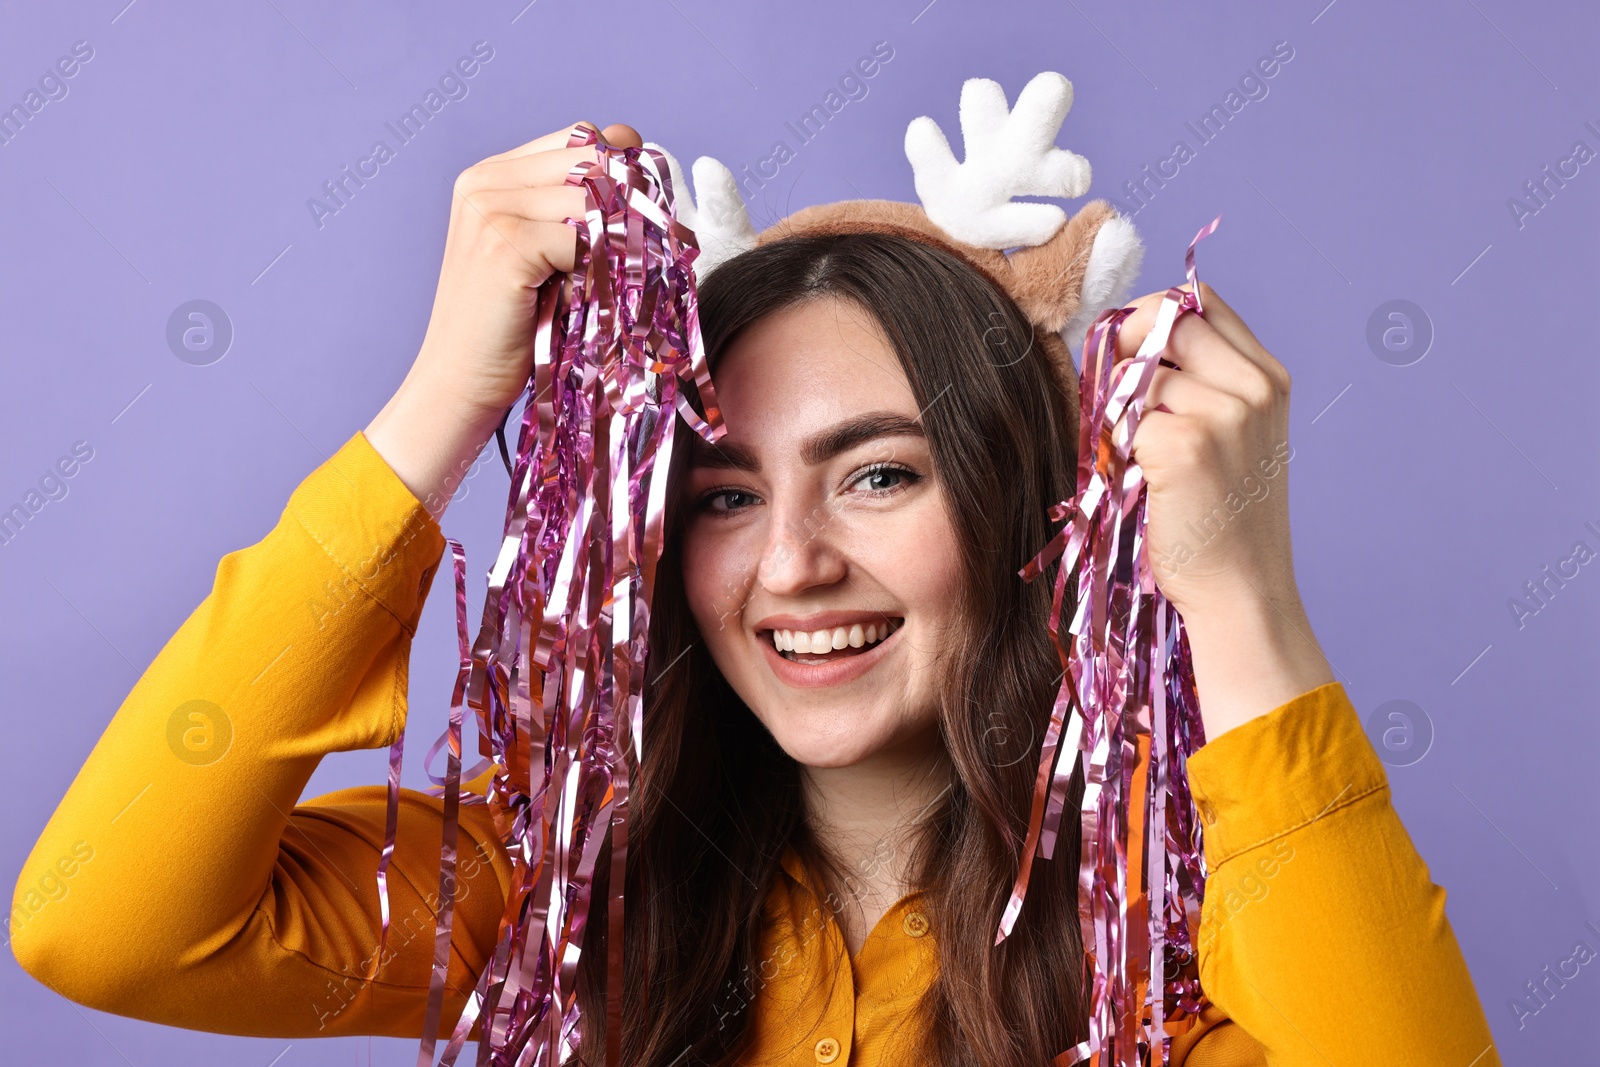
[1001, 200, 1145, 358]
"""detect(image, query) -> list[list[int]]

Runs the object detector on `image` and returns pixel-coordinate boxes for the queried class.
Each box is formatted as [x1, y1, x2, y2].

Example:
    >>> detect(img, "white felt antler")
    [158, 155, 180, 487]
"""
[1060, 213, 1145, 358]
[643, 142, 758, 277]
[904, 71, 1093, 250]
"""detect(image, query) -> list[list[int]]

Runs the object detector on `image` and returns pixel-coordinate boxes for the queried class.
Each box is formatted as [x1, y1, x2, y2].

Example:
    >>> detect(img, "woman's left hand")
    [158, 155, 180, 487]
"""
[1100, 280, 1334, 737]
[1103, 280, 1294, 620]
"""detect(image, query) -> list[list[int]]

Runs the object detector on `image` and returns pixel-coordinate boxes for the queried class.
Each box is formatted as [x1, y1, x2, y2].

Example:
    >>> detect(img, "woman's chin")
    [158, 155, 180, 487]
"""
[784, 740, 881, 770]
[762, 710, 934, 771]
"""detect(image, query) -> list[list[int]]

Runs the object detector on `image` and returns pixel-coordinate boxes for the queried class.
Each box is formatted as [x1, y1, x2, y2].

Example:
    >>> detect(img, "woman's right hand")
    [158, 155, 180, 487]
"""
[417, 120, 644, 417]
[364, 121, 644, 519]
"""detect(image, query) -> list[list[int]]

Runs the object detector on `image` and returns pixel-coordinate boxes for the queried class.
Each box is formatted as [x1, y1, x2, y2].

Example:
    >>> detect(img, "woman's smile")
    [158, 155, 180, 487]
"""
[754, 612, 907, 688]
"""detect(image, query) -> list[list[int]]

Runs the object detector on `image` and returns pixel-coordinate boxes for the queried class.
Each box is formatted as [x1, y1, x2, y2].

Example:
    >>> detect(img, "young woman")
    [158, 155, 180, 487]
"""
[11, 122, 1499, 1066]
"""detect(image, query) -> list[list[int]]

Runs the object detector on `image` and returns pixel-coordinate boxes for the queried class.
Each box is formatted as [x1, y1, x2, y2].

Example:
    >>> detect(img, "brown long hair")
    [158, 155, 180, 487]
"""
[573, 232, 1088, 1066]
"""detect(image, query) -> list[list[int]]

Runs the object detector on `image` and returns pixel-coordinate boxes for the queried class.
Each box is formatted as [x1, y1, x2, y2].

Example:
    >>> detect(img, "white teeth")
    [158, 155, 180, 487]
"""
[770, 620, 903, 657]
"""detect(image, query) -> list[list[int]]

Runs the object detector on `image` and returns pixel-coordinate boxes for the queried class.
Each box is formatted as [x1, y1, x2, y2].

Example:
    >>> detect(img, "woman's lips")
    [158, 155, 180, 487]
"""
[758, 620, 903, 689]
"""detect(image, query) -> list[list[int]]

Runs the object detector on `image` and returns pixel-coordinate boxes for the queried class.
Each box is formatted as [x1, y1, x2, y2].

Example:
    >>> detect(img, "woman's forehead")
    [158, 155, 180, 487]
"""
[706, 297, 921, 446]
[697, 300, 928, 467]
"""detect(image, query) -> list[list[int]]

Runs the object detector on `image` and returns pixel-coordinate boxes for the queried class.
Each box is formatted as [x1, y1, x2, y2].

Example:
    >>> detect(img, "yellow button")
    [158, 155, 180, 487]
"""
[814, 1037, 841, 1063]
[902, 910, 930, 938]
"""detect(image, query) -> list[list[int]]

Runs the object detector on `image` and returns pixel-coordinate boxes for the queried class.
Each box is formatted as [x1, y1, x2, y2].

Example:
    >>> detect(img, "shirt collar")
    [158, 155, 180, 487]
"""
[778, 844, 928, 908]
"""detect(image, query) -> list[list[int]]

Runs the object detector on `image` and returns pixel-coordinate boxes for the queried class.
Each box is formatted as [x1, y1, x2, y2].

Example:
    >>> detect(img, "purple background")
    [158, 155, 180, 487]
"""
[3, 0, 1597, 1062]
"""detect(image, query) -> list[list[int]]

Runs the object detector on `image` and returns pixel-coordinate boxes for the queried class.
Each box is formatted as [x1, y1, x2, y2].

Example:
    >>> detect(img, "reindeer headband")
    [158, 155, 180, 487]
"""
[643, 71, 1148, 421]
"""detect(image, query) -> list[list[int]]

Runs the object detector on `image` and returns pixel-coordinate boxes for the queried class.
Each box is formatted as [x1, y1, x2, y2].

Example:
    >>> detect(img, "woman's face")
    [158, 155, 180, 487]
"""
[680, 295, 964, 770]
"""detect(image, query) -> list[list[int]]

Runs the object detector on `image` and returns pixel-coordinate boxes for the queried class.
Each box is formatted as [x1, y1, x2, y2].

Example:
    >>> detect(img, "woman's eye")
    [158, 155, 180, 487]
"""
[850, 465, 918, 494]
[702, 488, 759, 513]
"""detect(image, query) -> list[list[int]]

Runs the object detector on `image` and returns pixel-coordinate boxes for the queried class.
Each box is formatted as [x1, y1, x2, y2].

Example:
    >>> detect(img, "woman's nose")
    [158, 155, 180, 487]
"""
[755, 503, 849, 597]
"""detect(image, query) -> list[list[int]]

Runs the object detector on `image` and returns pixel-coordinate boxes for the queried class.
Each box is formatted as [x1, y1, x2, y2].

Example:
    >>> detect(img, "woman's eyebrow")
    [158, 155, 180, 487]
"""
[686, 411, 925, 472]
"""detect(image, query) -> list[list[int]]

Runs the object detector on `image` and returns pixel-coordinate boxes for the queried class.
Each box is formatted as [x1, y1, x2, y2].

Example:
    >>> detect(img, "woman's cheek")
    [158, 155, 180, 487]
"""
[681, 520, 754, 642]
[885, 499, 963, 613]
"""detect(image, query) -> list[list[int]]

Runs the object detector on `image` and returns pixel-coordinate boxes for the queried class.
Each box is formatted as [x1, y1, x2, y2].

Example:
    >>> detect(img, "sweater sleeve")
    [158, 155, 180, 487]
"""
[9, 431, 514, 1040]
[1167, 681, 1500, 1066]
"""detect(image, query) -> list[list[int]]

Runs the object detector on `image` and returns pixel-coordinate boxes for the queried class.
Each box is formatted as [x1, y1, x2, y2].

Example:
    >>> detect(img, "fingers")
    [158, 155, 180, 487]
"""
[1111, 282, 1289, 408]
[449, 185, 587, 273]
[479, 120, 642, 166]
[600, 123, 643, 149]
[1143, 363, 1245, 425]
[449, 120, 646, 281]
[1132, 369, 1245, 483]
[450, 181, 587, 241]
[1173, 283, 1270, 361]
[471, 126, 649, 197]
[1116, 284, 1278, 374]
[1171, 283, 1289, 392]
[478, 122, 593, 164]
[470, 145, 616, 191]
[453, 183, 587, 225]
[480, 120, 603, 163]
[496, 215, 585, 276]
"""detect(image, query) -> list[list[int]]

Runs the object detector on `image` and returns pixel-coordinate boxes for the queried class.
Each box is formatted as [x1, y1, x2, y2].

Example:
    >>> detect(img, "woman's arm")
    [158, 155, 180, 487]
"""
[10, 118, 644, 1039]
[9, 432, 511, 1039]
[1174, 680, 1500, 1065]
[1107, 281, 1497, 1060]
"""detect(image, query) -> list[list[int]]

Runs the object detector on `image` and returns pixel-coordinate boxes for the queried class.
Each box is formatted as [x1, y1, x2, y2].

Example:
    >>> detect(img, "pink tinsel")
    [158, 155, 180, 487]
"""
[1000, 217, 1224, 1066]
[372, 127, 721, 1067]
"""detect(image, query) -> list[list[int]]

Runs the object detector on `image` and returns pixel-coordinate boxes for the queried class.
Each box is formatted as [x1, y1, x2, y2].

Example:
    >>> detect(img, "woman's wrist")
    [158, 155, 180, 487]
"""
[1178, 584, 1337, 742]
[364, 356, 506, 521]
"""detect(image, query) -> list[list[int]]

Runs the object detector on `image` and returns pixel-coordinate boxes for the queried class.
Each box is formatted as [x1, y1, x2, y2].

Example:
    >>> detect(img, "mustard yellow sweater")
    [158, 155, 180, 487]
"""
[9, 431, 1500, 1065]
